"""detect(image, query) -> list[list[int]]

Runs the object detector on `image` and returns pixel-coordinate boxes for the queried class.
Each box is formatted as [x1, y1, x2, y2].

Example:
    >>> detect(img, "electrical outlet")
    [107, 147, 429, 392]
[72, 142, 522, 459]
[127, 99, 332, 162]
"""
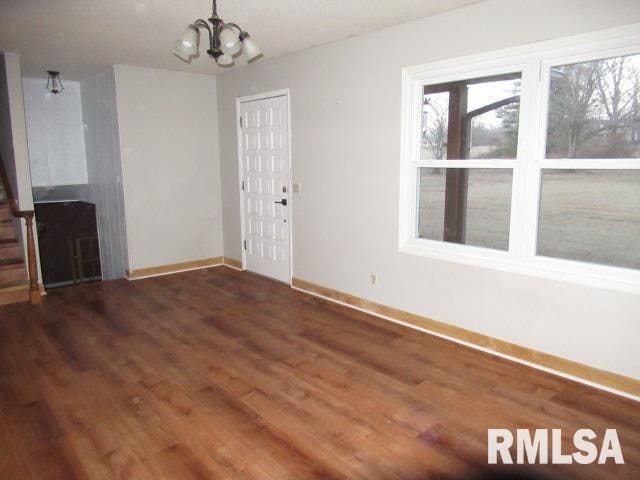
[293, 183, 302, 193]
[370, 273, 378, 285]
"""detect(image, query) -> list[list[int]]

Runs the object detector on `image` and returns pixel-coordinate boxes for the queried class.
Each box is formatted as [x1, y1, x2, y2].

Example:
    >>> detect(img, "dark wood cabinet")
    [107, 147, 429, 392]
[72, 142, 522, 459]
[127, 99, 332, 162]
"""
[35, 201, 101, 288]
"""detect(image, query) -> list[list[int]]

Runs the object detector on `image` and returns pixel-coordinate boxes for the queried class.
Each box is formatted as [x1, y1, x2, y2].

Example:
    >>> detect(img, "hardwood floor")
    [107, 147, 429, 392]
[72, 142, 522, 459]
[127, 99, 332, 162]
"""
[0, 267, 638, 479]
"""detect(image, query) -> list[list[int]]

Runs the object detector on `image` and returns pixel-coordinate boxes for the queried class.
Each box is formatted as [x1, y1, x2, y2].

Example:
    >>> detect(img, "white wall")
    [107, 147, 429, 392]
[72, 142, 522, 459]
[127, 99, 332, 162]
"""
[0, 52, 41, 277]
[81, 67, 128, 280]
[22, 78, 87, 187]
[216, 0, 640, 380]
[113, 65, 223, 271]
[0, 53, 34, 211]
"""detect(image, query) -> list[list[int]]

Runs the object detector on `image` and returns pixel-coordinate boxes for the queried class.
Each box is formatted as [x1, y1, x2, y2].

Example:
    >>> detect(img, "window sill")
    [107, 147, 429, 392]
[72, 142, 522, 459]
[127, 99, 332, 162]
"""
[399, 240, 640, 294]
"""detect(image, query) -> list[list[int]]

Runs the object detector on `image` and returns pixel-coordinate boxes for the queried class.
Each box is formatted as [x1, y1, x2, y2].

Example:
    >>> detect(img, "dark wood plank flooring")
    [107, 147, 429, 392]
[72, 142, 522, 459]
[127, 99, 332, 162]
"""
[0, 267, 638, 479]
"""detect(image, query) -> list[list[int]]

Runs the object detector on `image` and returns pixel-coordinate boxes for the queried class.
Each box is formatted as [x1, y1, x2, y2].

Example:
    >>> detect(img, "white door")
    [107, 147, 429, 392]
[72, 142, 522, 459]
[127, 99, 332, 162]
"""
[239, 94, 291, 283]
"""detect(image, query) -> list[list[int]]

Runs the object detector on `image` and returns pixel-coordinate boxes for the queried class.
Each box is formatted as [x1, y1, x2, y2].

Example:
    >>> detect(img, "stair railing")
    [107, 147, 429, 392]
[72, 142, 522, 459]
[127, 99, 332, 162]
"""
[0, 152, 40, 304]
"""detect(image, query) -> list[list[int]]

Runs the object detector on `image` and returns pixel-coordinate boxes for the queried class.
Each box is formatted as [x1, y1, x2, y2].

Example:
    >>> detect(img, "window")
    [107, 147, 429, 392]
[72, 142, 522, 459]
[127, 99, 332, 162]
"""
[537, 169, 640, 269]
[400, 31, 640, 292]
[418, 73, 521, 250]
[418, 168, 513, 251]
[546, 54, 640, 159]
[421, 74, 522, 160]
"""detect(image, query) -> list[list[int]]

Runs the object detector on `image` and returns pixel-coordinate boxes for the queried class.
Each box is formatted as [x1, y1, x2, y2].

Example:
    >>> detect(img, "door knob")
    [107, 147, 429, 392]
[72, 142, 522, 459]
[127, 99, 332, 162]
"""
[274, 199, 287, 206]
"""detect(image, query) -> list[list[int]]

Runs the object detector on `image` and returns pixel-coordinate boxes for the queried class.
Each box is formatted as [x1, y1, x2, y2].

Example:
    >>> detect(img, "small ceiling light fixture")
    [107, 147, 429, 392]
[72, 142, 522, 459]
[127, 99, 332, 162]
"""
[46, 70, 64, 94]
[174, 0, 261, 67]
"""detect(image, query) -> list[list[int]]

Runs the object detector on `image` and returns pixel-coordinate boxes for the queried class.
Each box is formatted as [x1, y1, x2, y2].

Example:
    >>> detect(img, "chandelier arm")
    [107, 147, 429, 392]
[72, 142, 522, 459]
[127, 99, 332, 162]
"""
[223, 22, 243, 33]
[193, 19, 215, 52]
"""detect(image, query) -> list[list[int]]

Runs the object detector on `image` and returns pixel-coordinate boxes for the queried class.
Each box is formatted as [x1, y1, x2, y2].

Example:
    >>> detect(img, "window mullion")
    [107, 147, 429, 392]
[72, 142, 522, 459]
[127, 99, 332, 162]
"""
[521, 164, 542, 258]
[521, 56, 548, 260]
[509, 58, 541, 261]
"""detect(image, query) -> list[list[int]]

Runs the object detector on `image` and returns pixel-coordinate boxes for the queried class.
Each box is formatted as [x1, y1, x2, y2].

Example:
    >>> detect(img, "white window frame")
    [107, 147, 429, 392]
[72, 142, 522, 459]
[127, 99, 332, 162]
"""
[399, 24, 640, 294]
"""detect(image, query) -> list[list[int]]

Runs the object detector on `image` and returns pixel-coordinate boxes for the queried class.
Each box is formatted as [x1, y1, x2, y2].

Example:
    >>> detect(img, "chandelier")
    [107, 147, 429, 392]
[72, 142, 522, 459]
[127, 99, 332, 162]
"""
[173, 0, 261, 67]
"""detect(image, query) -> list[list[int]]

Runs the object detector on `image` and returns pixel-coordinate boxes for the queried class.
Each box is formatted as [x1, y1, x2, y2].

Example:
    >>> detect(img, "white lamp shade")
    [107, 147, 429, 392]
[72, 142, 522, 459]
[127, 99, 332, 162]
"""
[241, 35, 261, 61]
[216, 54, 234, 66]
[219, 28, 241, 55]
[173, 26, 199, 61]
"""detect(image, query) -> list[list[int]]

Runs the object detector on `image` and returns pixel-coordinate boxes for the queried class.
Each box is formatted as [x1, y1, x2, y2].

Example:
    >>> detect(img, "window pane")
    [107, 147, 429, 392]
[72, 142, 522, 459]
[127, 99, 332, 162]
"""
[417, 168, 513, 250]
[421, 73, 522, 160]
[537, 170, 640, 269]
[546, 52, 640, 159]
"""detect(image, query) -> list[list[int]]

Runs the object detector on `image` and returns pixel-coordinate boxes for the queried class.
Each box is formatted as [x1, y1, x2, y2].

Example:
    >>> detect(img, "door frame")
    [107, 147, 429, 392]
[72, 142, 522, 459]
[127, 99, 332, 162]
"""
[236, 88, 293, 284]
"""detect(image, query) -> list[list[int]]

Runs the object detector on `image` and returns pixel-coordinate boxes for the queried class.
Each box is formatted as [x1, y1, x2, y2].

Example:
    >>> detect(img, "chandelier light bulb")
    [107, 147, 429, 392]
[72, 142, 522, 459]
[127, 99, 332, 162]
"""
[240, 34, 262, 62]
[173, 25, 199, 62]
[216, 54, 234, 66]
[219, 27, 241, 55]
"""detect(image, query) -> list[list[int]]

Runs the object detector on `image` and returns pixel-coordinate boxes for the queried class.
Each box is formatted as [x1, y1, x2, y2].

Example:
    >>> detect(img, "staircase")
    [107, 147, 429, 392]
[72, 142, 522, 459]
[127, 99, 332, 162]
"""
[0, 187, 30, 305]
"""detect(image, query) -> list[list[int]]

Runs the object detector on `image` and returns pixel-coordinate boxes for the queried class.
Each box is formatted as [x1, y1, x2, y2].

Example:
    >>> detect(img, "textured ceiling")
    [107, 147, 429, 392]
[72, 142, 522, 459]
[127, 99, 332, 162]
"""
[0, 0, 484, 80]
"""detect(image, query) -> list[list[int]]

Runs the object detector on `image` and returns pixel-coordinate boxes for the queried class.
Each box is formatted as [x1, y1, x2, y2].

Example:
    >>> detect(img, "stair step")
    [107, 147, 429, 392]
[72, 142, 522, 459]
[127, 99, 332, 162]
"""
[0, 204, 9, 222]
[0, 220, 15, 241]
[0, 258, 26, 283]
[0, 239, 21, 260]
[0, 194, 30, 305]
[0, 238, 19, 246]
[0, 281, 29, 306]
[0, 258, 23, 267]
